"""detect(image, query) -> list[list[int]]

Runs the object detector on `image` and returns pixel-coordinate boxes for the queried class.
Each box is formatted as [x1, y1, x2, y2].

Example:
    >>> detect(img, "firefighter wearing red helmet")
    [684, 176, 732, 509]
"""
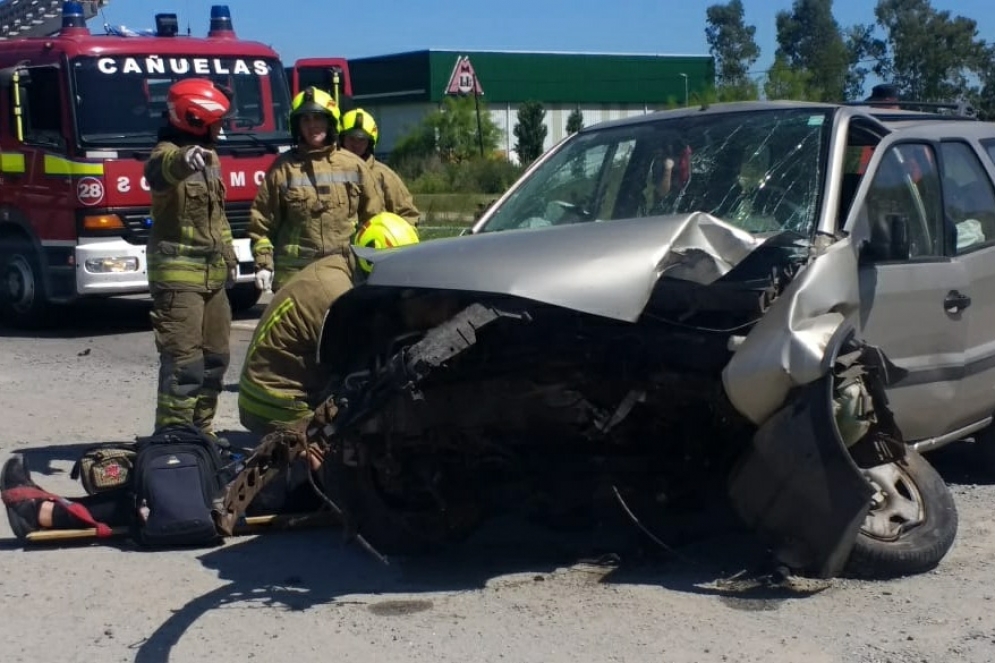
[247, 87, 383, 293]
[143, 77, 238, 440]
[339, 108, 421, 226]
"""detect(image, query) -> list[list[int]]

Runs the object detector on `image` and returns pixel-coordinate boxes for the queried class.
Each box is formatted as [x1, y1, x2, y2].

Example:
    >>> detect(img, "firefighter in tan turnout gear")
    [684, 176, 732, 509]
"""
[247, 87, 383, 293]
[144, 78, 238, 438]
[238, 212, 420, 435]
[340, 108, 421, 226]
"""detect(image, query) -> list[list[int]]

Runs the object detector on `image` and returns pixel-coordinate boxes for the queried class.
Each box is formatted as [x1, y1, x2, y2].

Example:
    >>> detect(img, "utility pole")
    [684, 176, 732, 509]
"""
[472, 71, 484, 157]
[680, 73, 689, 107]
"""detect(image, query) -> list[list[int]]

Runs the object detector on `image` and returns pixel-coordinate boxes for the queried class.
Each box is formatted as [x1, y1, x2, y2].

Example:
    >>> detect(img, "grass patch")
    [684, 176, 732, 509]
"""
[418, 224, 470, 241]
[415, 193, 499, 225]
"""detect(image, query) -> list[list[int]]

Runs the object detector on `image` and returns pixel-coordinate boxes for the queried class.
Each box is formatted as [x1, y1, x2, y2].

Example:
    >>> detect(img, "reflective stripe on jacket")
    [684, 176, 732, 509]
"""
[248, 145, 383, 289]
[144, 141, 235, 292]
[237, 254, 355, 426]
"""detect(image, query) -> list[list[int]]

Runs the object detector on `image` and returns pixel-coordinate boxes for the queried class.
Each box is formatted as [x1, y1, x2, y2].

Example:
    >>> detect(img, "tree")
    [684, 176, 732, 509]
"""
[775, 0, 850, 101]
[843, 24, 886, 101]
[705, 0, 761, 100]
[874, 0, 988, 102]
[513, 101, 548, 167]
[763, 55, 815, 101]
[976, 46, 995, 120]
[566, 107, 584, 135]
[392, 95, 502, 166]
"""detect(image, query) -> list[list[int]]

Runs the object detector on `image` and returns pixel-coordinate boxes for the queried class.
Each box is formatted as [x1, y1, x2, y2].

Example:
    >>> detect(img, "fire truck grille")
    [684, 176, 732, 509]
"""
[122, 203, 253, 245]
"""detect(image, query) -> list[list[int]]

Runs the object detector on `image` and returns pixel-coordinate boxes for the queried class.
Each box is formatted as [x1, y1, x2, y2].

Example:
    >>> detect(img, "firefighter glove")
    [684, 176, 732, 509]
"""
[226, 267, 238, 289]
[184, 146, 209, 171]
[255, 268, 273, 292]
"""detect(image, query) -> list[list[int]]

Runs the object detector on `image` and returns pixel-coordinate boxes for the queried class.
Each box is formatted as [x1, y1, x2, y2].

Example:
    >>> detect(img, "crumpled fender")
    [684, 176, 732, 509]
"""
[728, 371, 875, 578]
[721, 237, 861, 425]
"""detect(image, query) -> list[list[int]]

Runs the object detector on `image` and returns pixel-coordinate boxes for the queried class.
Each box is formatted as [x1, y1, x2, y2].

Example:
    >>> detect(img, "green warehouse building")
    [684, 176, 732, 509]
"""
[348, 49, 714, 162]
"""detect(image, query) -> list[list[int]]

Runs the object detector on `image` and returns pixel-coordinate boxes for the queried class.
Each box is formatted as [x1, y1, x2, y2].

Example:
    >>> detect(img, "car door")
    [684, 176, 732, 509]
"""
[844, 136, 970, 443]
[942, 138, 995, 428]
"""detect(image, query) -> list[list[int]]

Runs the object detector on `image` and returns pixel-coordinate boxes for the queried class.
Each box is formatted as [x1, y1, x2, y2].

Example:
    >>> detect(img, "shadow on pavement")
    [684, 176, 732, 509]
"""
[132, 499, 785, 663]
[19, 441, 128, 480]
[927, 442, 995, 487]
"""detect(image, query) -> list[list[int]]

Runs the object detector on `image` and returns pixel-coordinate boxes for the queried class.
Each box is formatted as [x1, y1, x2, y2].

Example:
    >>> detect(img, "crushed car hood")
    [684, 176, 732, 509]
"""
[356, 212, 765, 322]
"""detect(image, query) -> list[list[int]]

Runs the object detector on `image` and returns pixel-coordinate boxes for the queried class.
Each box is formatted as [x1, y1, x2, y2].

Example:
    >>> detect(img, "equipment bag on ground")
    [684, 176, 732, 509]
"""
[70, 442, 137, 495]
[132, 425, 227, 547]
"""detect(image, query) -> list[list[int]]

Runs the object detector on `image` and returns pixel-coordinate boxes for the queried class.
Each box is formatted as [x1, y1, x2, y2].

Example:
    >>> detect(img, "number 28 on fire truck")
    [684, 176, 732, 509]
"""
[0, 1, 293, 327]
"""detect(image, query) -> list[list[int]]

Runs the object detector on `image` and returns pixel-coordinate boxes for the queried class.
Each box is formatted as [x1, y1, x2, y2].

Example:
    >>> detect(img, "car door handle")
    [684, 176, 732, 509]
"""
[944, 290, 972, 313]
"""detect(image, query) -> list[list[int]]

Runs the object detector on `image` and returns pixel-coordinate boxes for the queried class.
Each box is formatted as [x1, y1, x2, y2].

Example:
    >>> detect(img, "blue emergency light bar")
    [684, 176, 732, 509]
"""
[62, 1, 85, 29]
[209, 5, 232, 33]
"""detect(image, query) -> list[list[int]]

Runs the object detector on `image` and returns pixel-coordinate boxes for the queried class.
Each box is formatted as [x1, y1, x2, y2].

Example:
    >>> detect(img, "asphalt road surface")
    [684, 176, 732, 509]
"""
[2, 296, 995, 663]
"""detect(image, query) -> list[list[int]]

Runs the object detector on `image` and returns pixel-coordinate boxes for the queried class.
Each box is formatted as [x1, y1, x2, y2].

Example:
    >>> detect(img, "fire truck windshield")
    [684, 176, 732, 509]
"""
[70, 55, 292, 148]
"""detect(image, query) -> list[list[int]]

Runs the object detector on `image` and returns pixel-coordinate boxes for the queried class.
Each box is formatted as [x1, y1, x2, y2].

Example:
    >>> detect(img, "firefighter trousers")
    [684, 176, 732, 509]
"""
[150, 288, 232, 434]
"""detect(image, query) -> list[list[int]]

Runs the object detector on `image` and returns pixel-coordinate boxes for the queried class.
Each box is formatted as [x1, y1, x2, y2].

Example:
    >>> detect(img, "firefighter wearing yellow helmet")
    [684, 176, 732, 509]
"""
[354, 211, 420, 273]
[247, 87, 384, 293]
[237, 214, 419, 436]
[339, 108, 421, 227]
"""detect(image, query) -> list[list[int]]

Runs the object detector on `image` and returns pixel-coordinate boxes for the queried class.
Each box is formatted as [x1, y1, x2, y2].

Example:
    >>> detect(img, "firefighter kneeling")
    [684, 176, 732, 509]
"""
[238, 211, 420, 436]
[222, 213, 421, 520]
[0, 213, 419, 543]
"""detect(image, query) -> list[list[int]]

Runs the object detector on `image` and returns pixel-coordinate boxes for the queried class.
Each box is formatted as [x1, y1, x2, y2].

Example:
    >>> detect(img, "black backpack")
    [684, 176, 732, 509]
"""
[132, 425, 228, 547]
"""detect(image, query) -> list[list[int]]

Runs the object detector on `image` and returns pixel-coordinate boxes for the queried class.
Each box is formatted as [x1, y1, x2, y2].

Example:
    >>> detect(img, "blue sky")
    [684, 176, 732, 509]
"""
[96, 0, 994, 85]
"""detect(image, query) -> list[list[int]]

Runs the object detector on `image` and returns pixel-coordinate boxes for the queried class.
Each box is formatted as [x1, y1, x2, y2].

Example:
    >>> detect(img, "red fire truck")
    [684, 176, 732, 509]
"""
[286, 57, 353, 110]
[0, 1, 294, 327]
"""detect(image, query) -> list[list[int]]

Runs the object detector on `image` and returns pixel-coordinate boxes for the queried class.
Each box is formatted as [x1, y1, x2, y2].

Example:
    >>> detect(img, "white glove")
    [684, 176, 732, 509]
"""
[254, 268, 273, 292]
[226, 267, 237, 289]
[184, 146, 208, 171]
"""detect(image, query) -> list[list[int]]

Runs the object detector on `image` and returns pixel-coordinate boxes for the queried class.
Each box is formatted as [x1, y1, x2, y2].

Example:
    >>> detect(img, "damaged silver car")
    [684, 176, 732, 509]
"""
[310, 101, 995, 579]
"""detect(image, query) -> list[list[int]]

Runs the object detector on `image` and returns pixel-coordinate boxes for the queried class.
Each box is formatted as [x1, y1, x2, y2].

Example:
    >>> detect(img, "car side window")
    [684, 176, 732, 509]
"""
[942, 141, 995, 255]
[859, 142, 944, 261]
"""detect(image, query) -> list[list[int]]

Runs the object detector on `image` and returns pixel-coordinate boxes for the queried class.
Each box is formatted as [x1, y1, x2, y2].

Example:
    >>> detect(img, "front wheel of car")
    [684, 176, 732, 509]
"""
[323, 439, 484, 556]
[844, 450, 957, 579]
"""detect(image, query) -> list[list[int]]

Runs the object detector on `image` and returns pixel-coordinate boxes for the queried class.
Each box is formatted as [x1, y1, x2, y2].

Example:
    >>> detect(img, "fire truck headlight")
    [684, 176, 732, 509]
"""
[84, 257, 140, 273]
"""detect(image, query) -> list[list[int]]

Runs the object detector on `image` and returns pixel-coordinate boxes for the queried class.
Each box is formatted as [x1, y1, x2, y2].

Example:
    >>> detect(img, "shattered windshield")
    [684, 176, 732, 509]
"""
[70, 55, 292, 148]
[480, 108, 830, 236]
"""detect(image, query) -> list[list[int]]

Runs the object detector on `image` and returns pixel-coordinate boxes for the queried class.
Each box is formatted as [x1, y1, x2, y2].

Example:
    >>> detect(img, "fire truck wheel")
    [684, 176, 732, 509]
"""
[227, 283, 262, 313]
[0, 238, 51, 329]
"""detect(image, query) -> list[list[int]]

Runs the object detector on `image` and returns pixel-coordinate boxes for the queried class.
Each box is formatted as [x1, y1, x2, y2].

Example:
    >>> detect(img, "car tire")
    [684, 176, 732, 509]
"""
[323, 440, 483, 556]
[0, 236, 52, 329]
[844, 450, 957, 579]
[227, 283, 262, 314]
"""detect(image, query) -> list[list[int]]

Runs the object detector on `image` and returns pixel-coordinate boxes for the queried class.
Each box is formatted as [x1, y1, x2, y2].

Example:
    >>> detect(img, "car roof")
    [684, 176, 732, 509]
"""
[579, 100, 990, 140]
[581, 100, 837, 131]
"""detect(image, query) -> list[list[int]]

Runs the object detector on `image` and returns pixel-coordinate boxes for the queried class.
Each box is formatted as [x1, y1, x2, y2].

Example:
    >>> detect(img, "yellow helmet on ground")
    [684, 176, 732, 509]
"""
[340, 108, 379, 148]
[290, 86, 341, 143]
[354, 212, 420, 272]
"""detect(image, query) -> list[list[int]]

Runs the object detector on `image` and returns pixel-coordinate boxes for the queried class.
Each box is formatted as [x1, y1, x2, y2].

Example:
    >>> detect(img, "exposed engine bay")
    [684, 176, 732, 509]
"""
[307, 226, 906, 577]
